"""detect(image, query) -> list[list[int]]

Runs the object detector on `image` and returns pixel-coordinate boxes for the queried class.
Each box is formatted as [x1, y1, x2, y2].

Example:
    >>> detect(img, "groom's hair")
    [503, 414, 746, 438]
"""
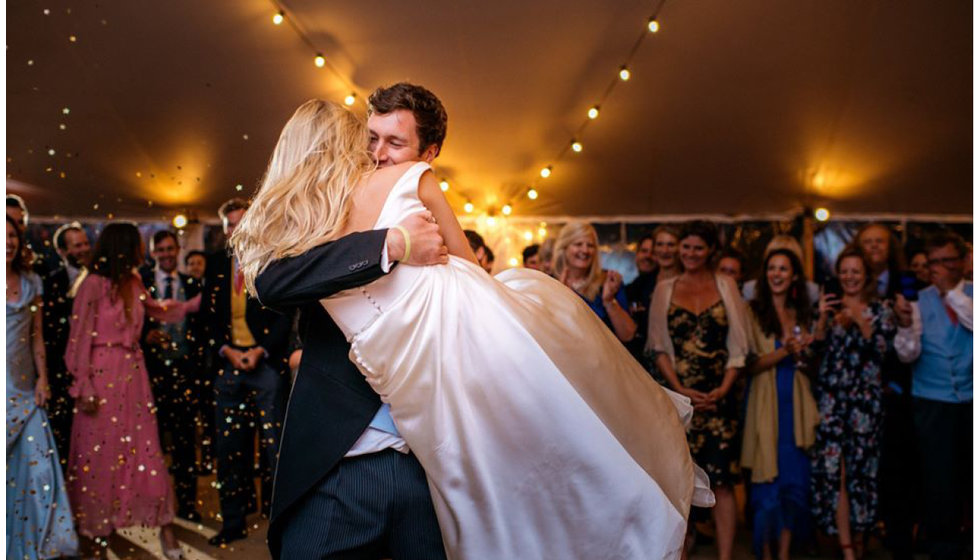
[368, 83, 448, 158]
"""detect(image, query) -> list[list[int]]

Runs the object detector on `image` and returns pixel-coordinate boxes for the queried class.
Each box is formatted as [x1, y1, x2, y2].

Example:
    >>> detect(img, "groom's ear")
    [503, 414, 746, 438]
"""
[420, 144, 439, 163]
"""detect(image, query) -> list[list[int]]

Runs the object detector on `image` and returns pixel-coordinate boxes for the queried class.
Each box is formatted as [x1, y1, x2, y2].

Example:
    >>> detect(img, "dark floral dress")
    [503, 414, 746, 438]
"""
[810, 300, 896, 534]
[667, 300, 741, 487]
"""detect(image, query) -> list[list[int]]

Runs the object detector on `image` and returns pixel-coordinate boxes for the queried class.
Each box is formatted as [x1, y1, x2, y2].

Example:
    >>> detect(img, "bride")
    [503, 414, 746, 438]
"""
[233, 99, 712, 559]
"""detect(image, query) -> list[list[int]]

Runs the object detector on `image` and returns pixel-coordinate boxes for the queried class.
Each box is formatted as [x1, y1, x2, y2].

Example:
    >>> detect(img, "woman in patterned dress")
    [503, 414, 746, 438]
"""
[647, 220, 750, 560]
[810, 246, 896, 560]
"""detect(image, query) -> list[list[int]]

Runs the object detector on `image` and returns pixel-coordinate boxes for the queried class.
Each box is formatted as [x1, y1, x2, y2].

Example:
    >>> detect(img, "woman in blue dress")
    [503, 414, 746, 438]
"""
[741, 248, 820, 560]
[552, 221, 637, 342]
[6, 215, 79, 559]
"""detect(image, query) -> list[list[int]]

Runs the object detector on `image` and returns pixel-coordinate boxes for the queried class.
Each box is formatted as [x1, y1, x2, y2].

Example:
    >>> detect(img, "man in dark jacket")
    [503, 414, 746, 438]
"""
[204, 199, 292, 546]
[139, 229, 203, 521]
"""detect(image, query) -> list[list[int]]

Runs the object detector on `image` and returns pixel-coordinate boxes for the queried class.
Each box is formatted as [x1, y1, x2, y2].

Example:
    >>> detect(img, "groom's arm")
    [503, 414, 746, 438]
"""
[253, 212, 447, 311]
[254, 230, 390, 311]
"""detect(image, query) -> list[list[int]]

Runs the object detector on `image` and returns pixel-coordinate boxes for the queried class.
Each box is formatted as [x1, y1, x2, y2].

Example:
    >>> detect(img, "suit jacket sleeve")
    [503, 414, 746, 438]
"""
[253, 306, 293, 364]
[254, 229, 391, 311]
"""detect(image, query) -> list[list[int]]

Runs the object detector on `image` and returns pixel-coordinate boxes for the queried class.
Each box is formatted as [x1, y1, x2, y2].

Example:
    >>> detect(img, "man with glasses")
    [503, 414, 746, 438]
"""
[894, 231, 972, 560]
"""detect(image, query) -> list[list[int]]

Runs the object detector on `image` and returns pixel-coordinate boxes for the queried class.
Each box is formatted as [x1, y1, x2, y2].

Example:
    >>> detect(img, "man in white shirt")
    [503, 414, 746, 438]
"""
[140, 230, 204, 522]
[893, 232, 972, 560]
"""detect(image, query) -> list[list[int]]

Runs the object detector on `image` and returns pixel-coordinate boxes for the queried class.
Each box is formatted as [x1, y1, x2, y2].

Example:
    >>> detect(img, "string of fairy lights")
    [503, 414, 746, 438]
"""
[264, 0, 669, 218]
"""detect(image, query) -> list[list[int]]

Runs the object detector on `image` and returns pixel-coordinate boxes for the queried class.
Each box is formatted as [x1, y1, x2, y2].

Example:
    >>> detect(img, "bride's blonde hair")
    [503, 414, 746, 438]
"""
[232, 99, 374, 293]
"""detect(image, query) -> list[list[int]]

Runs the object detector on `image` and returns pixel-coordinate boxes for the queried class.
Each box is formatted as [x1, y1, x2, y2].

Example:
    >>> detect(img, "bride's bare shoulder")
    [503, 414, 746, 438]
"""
[363, 161, 418, 187]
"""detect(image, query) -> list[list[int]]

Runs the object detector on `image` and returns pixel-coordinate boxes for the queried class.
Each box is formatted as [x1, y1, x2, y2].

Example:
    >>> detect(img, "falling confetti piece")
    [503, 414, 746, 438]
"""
[48, 149, 56, 156]
[69, 35, 77, 42]
[59, 123, 66, 130]
[243, 134, 249, 140]
[235, 184, 243, 191]
[62, 107, 70, 115]
[27, 60, 34, 66]
[43, 8, 50, 15]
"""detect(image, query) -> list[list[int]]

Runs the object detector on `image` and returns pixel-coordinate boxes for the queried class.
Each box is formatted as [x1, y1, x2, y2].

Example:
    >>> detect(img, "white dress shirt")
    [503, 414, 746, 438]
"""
[894, 280, 973, 363]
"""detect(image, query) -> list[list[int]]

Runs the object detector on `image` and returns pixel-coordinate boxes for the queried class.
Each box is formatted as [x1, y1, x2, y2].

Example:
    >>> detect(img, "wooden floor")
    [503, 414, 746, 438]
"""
[95, 474, 956, 559]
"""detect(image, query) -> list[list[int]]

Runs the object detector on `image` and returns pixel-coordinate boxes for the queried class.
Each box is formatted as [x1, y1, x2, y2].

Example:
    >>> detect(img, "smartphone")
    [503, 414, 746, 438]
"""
[823, 278, 842, 301]
[898, 270, 920, 302]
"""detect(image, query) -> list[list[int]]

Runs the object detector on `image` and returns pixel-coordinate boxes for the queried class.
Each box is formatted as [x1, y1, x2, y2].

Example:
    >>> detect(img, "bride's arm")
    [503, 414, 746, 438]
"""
[417, 171, 480, 266]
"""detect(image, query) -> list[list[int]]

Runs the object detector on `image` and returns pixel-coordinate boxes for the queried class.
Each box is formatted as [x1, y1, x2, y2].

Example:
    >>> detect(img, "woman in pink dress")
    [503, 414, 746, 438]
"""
[64, 222, 197, 559]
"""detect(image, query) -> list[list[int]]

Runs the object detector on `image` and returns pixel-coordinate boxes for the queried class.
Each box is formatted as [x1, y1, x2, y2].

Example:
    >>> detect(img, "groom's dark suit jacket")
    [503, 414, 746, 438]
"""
[252, 229, 393, 552]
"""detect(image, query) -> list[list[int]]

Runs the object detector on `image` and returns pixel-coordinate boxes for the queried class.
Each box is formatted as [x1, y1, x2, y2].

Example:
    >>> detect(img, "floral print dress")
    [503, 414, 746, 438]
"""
[668, 300, 741, 487]
[810, 300, 896, 534]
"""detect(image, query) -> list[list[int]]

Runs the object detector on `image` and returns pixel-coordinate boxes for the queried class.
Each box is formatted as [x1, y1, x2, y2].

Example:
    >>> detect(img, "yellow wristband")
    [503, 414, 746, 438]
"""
[393, 225, 411, 262]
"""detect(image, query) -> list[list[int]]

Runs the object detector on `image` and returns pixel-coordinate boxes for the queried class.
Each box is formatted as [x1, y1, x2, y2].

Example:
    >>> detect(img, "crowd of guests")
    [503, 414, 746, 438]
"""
[520, 219, 972, 560]
[6, 188, 972, 560]
[6, 194, 289, 559]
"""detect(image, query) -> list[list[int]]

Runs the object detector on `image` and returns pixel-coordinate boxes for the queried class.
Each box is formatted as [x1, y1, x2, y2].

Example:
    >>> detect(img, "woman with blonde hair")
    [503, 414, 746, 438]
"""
[552, 221, 636, 342]
[233, 99, 712, 559]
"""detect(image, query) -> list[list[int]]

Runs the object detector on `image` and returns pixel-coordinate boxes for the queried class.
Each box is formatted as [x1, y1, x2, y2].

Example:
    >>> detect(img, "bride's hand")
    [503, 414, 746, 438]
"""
[389, 212, 448, 266]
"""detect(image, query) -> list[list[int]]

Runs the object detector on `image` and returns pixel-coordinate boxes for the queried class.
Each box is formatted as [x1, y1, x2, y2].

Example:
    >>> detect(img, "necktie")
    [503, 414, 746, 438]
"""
[944, 302, 958, 325]
[233, 258, 244, 294]
[164, 276, 174, 300]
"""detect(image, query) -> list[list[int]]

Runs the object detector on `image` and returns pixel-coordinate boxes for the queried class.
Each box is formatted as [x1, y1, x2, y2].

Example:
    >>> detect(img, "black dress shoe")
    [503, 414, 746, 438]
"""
[208, 529, 247, 546]
[177, 509, 202, 522]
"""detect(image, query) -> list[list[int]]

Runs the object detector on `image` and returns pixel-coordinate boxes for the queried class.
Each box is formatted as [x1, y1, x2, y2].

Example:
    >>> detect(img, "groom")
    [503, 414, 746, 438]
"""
[255, 83, 450, 559]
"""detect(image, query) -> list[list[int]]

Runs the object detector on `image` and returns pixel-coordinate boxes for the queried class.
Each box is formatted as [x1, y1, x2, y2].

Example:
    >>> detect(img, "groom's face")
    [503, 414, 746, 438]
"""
[367, 109, 437, 167]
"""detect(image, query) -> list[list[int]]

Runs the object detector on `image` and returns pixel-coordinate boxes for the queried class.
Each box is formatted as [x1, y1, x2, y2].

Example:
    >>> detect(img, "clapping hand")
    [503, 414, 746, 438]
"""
[602, 270, 624, 303]
[894, 294, 913, 328]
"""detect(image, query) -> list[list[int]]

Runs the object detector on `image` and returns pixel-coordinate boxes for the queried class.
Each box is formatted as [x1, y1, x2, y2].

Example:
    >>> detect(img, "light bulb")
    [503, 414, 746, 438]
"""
[508, 257, 519, 267]
[172, 214, 188, 229]
[540, 166, 552, 178]
[571, 140, 583, 153]
[487, 216, 497, 227]
[344, 93, 356, 106]
[527, 188, 538, 200]
[523, 230, 533, 241]
[587, 106, 600, 119]
[439, 179, 449, 192]
[537, 227, 547, 238]
[464, 201, 474, 213]
[648, 19, 660, 33]
[272, 11, 284, 25]
[501, 204, 512, 216]
[619, 66, 631, 81]
[814, 208, 831, 222]
[314, 54, 325, 67]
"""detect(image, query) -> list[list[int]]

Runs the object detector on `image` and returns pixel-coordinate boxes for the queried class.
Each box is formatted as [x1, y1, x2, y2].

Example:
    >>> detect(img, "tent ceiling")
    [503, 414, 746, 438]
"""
[6, 0, 972, 220]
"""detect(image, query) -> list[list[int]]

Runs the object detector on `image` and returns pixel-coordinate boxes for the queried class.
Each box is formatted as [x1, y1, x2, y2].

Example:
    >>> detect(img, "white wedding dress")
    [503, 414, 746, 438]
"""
[322, 162, 713, 560]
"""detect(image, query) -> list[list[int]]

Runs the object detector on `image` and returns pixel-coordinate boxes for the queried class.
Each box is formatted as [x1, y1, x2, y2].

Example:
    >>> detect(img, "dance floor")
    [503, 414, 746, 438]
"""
[91, 473, 939, 559]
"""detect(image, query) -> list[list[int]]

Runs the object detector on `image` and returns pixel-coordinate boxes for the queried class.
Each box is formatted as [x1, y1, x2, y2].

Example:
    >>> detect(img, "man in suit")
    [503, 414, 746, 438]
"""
[856, 223, 920, 559]
[42, 222, 92, 465]
[205, 198, 292, 546]
[254, 83, 451, 559]
[139, 229, 203, 521]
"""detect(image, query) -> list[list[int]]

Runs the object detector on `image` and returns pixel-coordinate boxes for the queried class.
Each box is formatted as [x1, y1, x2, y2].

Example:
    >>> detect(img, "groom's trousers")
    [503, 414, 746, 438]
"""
[276, 449, 446, 559]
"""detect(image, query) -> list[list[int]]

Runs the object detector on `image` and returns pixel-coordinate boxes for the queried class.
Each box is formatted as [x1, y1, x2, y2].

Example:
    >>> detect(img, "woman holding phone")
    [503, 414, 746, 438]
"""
[810, 246, 896, 560]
